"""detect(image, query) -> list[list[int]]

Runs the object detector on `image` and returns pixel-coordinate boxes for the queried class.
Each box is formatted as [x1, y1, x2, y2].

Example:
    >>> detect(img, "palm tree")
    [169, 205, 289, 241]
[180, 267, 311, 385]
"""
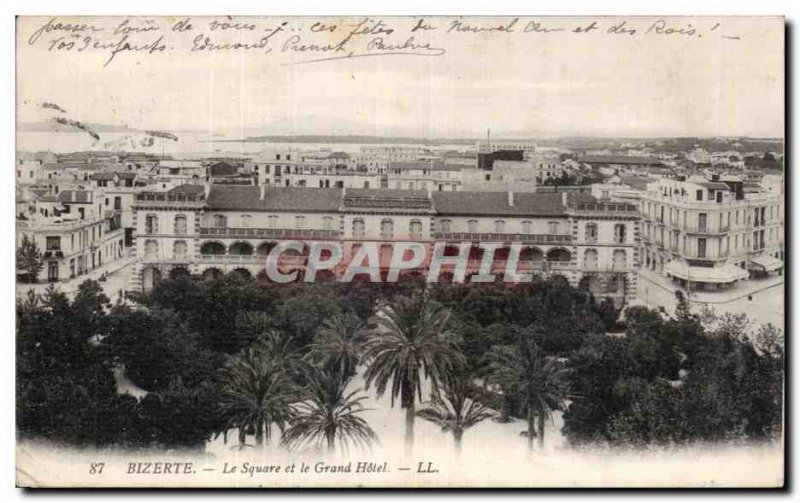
[487, 338, 571, 451]
[217, 346, 297, 449]
[416, 371, 494, 456]
[362, 293, 464, 453]
[282, 367, 377, 453]
[306, 313, 366, 377]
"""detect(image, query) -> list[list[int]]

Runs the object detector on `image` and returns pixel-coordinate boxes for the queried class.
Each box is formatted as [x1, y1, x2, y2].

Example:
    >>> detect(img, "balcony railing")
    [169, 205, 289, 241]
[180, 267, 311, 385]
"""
[684, 225, 730, 234]
[582, 264, 630, 273]
[432, 232, 572, 245]
[682, 249, 730, 259]
[567, 202, 638, 215]
[198, 254, 307, 265]
[200, 227, 342, 239]
[134, 192, 205, 205]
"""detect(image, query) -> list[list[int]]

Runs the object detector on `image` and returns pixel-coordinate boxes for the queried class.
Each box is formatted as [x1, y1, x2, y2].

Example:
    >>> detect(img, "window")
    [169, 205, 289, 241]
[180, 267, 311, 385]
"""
[522, 220, 532, 234]
[213, 214, 227, 228]
[295, 216, 306, 229]
[145, 214, 158, 234]
[47, 262, 58, 282]
[173, 240, 188, 258]
[696, 189, 703, 201]
[548, 221, 559, 234]
[698, 238, 706, 258]
[613, 249, 627, 269]
[380, 219, 394, 239]
[585, 223, 598, 242]
[467, 219, 479, 233]
[268, 215, 278, 228]
[323, 216, 334, 230]
[494, 220, 506, 233]
[440, 219, 452, 233]
[114, 196, 121, 210]
[698, 213, 707, 232]
[144, 239, 159, 258]
[584, 249, 598, 269]
[174, 214, 187, 235]
[613, 224, 626, 244]
[241, 215, 252, 228]
[353, 218, 366, 238]
[45, 236, 61, 251]
[409, 220, 423, 239]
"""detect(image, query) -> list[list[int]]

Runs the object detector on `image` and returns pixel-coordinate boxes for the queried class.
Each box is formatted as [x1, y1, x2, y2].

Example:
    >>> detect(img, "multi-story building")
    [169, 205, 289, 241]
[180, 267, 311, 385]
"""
[640, 175, 783, 292]
[386, 161, 463, 191]
[131, 185, 639, 304]
[248, 152, 381, 189]
[16, 188, 126, 283]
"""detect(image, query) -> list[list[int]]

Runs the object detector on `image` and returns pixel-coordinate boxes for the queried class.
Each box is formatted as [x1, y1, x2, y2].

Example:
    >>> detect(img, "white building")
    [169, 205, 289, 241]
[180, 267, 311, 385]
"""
[640, 175, 783, 292]
[16, 188, 126, 283]
[131, 185, 639, 305]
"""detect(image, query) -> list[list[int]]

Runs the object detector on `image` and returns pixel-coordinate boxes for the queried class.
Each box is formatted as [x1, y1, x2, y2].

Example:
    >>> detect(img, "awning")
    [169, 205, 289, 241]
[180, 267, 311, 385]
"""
[748, 255, 783, 272]
[663, 261, 749, 283]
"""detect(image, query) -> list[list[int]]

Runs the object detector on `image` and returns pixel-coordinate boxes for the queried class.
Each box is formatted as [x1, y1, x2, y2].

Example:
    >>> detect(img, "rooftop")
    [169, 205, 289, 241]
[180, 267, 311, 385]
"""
[206, 186, 342, 212]
[57, 190, 93, 204]
[433, 191, 566, 217]
[389, 161, 464, 172]
[582, 155, 663, 166]
[168, 184, 206, 195]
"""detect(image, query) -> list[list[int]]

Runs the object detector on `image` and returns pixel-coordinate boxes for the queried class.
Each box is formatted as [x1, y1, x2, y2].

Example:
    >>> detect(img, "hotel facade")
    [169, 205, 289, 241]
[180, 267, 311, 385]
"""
[131, 185, 640, 304]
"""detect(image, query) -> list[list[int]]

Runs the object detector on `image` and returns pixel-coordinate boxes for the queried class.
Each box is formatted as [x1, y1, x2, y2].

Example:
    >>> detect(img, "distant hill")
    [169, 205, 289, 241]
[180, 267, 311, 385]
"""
[218, 135, 479, 146]
[17, 121, 139, 134]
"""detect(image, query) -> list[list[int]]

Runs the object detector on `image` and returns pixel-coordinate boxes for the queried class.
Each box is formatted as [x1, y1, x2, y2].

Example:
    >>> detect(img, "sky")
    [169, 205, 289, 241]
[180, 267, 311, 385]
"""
[16, 16, 784, 139]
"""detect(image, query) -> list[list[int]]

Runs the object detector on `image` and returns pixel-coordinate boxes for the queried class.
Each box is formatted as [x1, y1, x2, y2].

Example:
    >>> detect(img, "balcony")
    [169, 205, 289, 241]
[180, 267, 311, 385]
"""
[134, 192, 205, 207]
[684, 225, 730, 235]
[432, 232, 572, 245]
[682, 249, 730, 260]
[200, 227, 342, 240]
[567, 202, 638, 217]
[582, 264, 630, 273]
[198, 254, 307, 266]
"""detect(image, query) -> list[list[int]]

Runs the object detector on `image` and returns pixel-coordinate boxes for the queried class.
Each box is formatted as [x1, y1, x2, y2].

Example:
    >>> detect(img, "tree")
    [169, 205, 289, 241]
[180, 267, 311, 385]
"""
[282, 367, 377, 453]
[104, 306, 221, 392]
[416, 370, 493, 456]
[217, 346, 297, 449]
[306, 313, 366, 377]
[17, 235, 43, 284]
[362, 293, 463, 453]
[487, 338, 571, 451]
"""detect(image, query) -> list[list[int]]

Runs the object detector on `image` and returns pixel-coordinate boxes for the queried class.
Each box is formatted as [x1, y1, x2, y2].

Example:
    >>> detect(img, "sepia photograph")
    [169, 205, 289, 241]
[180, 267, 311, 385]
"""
[13, 13, 785, 488]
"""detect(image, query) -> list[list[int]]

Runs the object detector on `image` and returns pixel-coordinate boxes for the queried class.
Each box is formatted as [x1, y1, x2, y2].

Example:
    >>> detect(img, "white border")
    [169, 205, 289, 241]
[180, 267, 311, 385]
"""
[3, 0, 794, 500]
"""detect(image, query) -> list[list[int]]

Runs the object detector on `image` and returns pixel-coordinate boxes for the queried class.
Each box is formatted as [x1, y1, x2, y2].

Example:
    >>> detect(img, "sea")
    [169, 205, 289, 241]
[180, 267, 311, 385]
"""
[16, 131, 470, 158]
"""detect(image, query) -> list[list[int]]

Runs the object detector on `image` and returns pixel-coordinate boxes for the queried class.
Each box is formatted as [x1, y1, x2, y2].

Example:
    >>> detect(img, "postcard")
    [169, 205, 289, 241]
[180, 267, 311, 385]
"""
[15, 15, 784, 488]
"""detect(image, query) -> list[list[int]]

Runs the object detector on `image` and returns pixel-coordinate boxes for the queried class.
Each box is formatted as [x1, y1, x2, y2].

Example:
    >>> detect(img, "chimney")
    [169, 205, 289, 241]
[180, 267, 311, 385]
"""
[508, 190, 514, 207]
[259, 183, 266, 200]
[562, 192, 567, 206]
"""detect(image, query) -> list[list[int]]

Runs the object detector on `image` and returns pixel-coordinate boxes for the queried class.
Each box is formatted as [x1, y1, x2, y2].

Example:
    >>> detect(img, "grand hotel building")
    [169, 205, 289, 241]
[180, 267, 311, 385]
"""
[131, 185, 640, 303]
